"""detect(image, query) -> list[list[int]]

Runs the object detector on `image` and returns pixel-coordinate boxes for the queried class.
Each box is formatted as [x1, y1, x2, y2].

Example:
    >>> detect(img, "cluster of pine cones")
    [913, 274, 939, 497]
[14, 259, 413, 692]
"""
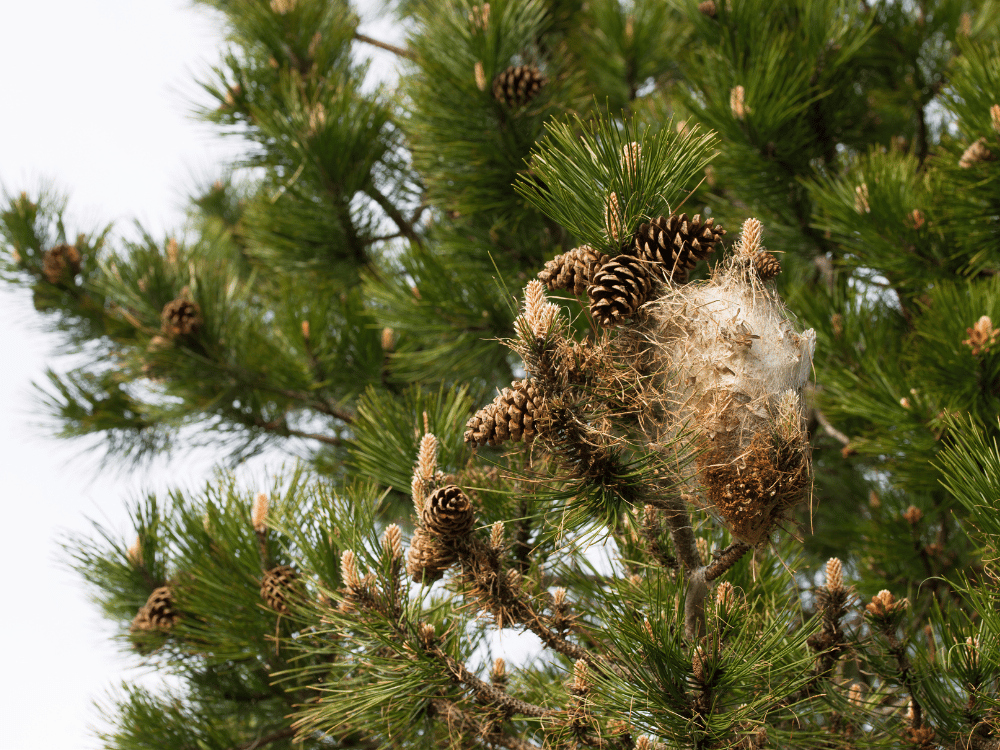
[538, 213, 727, 327]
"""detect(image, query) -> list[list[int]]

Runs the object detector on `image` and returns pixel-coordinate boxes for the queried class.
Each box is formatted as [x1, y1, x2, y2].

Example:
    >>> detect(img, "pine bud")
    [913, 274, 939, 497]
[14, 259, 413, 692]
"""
[474, 61, 487, 92]
[847, 682, 864, 707]
[166, 238, 179, 264]
[341, 550, 361, 590]
[825, 557, 843, 593]
[866, 589, 907, 618]
[636, 738, 652, 750]
[127, 537, 143, 567]
[301, 320, 310, 340]
[903, 505, 923, 525]
[552, 587, 567, 608]
[958, 11, 971, 35]
[699, 0, 717, 18]
[960, 138, 993, 168]
[468, 3, 490, 29]
[506, 568, 522, 590]
[491, 657, 507, 685]
[604, 192, 625, 244]
[730, 85, 749, 119]
[270, 0, 296, 13]
[963, 315, 999, 355]
[715, 581, 735, 608]
[416, 433, 438, 482]
[909, 209, 925, 229]
[411, 474, 427, 515]
[991, 104, 1000, 135]
[490, 521, 505, 549]
[691, 646, 706, 683]
[735, 217, 764, 260]
[381, 327, 395, 352]
[521, 279, 559, 338]
[383, 524, 403, 560]
[621, 141, 641, 178]
[251, 493, 269, 534]
[869, 490, 881, 509]
[696, 537, 711, 566]
[855, 183, 871, 214]
[900, 397, 911, 409]
[572, 659, 589, 694]
[418, 621, 436, 645]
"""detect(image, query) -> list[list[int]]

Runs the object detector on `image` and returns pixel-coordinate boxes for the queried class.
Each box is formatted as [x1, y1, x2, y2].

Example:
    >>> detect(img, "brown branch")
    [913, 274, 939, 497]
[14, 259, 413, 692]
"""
[286, 428, 343, 446]
[814, 408, 851, 447]
[431, 647, 559, 718]
[365, 184, 422, 246]
[354, 32, 415, 60]
[428, 699, 540, 750]
[268, 387, 355, 423]
[658, 493, 701, 574]
[705, 543, 751, 581]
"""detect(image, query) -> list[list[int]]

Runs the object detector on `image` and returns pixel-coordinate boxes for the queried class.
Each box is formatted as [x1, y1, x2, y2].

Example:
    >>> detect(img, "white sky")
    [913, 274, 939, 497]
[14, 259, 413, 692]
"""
[0, 2, 401, 747]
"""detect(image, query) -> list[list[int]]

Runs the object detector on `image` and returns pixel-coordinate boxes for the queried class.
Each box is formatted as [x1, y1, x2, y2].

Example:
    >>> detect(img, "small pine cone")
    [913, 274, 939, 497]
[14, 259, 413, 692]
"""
[260, 565, 298, 614]
[465, 401, 500, 447]
[959, 137, 994, 168]
[422, 485, 475, 539]
[588, 254, 655, 327]
[492, 64, 546, 109]
[131, 585, 177, 634]
[632, 214, 726, 282]
[698, 0, 717, 17]
[42, 243, 82, 284]
[406, 527, 456, 583]
[465, 379, 544, 446]
[537, 246, 609, 296]
[161, 298, 203, 337]
[753, 251, 781, 280]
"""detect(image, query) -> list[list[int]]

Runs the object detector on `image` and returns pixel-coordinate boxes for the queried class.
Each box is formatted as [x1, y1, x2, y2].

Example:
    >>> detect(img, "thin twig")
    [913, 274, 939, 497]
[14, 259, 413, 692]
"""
[354, 32, 415, 60]
[705, 543, 751, 581]
[814, 408, 850, 447]
[428, 699, 540, 750]
[432, 647, 559, 718]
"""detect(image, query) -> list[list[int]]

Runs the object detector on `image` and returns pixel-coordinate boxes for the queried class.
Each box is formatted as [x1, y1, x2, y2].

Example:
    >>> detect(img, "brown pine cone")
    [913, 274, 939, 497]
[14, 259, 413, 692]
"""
[753, 251, 781, 280]
[537, 246, 609, 296]
[161, 298, 203, 337]
[131, 585, 177, 634]
[632, 214, 725, 282]
[260, 565, 299, 614]
[42, 243, 81, 284]
[492, 64, 547, 108]
[406, 527, 457, 583]
[588, 254, 655, 327]
[422, 485, 475, 539]
[464, 379, 544, 447]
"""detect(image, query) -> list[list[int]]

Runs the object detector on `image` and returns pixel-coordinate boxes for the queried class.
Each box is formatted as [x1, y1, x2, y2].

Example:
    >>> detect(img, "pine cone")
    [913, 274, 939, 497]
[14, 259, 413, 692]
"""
[161, 297, 203, 337]
[632, 214, 725, 282]
[131, 585, 177, 634]
[537, 246, 609, 296]
[260, 565, 299, 614]
[422, 485, 475, 539]
[588, 254, 655, 327]
[492, 64, 546, 108]
[464, 379, 544, 446]
[42, 243, 81, 284]
[406, 527, 456, 583]
[753, 251, 781, 280]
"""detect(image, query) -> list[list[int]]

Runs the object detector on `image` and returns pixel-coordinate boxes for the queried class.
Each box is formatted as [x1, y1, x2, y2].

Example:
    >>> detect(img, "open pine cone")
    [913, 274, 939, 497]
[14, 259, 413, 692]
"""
[42, 243, 82, 284]
[465, 379, 544, 446]
[632, 214, 725, 282]
[588, 254, 655, 327]
[161, 297, 203, 337]
[537, 246, 609, 296]
[406, 527, 457, 583]
[422, 485, 475, 539]
[130, 585, 177, 634]
[260, 565, 299, 614]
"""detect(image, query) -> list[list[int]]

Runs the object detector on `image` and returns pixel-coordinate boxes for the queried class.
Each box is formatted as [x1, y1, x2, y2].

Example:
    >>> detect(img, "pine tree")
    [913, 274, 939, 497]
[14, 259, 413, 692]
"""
[3, 0, 1000, 748]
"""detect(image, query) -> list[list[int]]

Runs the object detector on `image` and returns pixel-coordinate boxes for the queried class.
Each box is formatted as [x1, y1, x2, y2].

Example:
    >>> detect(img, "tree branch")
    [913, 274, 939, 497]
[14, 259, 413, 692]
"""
[658, 493, 701, 574]
[814, 408, 851, 447]
[431, 647, 559, 718]
[354, 32, 415, 60]
[233, 727, 295, 750]
[365, 184, 422, 246]
[705, 543, 751, 581]
[428, 699, 540, 750]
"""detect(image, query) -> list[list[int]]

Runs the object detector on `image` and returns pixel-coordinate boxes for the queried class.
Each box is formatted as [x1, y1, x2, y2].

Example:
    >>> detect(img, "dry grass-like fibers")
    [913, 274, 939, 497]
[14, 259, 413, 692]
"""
[647, 248, 816, 545]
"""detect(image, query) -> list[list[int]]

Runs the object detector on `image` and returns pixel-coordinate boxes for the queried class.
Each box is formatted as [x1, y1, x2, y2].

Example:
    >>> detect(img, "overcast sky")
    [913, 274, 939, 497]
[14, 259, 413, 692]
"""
[0, 2, 399, 747]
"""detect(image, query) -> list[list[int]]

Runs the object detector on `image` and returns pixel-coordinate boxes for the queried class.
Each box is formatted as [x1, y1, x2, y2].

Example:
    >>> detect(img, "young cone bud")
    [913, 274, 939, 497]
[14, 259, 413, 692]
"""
[341, 550, 361, 590]
[383, 524, 403, 560]
[991, 104, 1000, 134]
[825, 557, 843, 593]
[127, 537, 143, 567]
[251, 493, 269, 534]
[730, 85, 749, 119]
